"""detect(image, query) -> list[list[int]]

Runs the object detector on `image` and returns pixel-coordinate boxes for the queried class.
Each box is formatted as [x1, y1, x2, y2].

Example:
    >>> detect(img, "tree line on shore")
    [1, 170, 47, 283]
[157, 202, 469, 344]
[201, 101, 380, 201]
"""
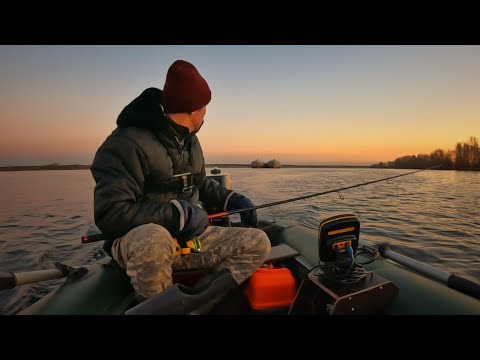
[371, 136, 480, 170]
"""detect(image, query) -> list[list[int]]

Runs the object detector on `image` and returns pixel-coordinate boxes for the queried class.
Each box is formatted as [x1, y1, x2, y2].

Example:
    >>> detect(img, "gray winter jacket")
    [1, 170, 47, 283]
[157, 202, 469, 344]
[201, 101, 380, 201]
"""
[90, 88, 231, 255]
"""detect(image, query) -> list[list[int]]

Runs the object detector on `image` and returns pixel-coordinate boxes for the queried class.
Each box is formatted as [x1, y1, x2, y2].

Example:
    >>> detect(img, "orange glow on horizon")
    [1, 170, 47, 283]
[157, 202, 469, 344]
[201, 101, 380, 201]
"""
[1, 45, 478, 166]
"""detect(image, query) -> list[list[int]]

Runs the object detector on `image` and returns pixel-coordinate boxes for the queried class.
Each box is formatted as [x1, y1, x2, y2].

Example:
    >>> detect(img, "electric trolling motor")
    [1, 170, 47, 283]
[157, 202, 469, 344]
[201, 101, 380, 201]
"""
[289, 214, 399, 315]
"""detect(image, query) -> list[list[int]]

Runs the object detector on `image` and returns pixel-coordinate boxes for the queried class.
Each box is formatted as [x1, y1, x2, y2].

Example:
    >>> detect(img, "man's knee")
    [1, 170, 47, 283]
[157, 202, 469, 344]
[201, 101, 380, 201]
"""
[228, 230, 271, 285]
[123, 224, 175, 298]
[243, 228, 271, 260]
[128, 223, 174, 257]
[255, 230, 271, 261]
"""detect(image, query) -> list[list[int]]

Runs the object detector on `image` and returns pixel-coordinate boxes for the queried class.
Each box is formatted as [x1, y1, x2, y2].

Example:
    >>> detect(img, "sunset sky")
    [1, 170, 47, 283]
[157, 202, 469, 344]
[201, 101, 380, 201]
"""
[1, 45, 479, 166]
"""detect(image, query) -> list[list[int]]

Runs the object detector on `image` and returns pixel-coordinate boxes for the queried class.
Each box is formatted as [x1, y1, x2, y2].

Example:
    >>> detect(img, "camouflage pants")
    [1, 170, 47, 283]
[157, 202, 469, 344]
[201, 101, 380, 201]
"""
[111, 224, 271, 298]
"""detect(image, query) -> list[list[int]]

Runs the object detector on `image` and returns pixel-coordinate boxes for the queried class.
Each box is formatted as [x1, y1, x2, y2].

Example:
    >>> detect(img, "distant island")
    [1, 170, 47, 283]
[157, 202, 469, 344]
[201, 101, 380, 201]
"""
[208, 164, 370, 169]
[251, 158, 282, 168]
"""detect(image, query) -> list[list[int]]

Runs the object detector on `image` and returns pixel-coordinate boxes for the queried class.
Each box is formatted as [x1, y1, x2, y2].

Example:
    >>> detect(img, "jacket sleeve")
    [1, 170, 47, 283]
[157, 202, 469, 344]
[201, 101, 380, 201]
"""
[90, 134, 180, 239]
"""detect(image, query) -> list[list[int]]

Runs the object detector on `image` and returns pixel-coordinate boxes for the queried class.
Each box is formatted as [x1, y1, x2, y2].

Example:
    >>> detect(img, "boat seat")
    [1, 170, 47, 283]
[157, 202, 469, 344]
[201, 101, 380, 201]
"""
[171, 244, 299, 286]
[172, 269, 211, 287]
[265, 244, 299, 263]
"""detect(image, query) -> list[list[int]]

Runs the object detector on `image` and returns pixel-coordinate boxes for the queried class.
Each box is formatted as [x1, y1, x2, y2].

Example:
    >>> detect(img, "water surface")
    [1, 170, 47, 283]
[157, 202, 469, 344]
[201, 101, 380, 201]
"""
[0, 168, 478, 314]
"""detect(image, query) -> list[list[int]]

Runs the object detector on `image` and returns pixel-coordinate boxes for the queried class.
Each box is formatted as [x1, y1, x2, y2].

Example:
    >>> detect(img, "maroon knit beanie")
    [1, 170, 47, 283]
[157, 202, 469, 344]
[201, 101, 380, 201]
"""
[162, 60, 211, 113]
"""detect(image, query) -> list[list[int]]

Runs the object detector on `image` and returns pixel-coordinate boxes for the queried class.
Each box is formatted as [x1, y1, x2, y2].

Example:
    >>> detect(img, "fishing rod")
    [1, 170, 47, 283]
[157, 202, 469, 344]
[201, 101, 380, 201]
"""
[81, 165, 441, 243]
[208, 164, 442, 220]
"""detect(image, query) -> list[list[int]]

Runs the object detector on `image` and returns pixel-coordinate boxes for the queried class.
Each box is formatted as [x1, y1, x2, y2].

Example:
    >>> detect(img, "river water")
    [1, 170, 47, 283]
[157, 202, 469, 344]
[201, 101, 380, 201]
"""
[0, 167, 478, 314]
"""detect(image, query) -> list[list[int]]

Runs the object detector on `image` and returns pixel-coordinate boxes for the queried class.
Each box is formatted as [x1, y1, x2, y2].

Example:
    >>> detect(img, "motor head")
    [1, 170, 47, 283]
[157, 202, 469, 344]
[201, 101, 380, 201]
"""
[318, 213, 360, 263]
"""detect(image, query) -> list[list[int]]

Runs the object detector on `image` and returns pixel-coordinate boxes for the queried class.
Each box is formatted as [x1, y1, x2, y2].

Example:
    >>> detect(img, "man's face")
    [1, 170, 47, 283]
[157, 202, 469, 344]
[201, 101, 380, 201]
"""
[191, 105, 207, 132]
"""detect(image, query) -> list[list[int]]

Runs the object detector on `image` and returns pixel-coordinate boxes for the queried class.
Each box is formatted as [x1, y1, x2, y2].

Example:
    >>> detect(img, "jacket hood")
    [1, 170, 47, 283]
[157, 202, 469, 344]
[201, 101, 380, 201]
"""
[117, 87, 199, 141]
[116, 87, 167, 130]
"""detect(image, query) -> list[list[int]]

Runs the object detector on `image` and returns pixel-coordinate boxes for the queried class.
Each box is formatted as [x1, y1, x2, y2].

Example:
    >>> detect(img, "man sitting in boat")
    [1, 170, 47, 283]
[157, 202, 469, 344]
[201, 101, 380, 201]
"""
[90, 60, 271, 307]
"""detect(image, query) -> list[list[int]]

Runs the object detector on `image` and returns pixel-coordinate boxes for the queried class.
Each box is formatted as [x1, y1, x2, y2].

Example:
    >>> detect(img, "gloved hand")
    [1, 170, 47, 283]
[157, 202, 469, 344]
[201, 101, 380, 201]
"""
[175, 199, 209, 245]
[226, 192, 257, 227]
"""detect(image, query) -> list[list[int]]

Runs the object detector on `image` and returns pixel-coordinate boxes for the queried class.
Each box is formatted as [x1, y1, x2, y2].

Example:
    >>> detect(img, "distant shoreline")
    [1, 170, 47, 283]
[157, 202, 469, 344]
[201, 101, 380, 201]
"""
[0, 164, 372, 172]
[1, 164, 477, 172]
[0, 165, 91, 171]
[207, 164, 371, 169]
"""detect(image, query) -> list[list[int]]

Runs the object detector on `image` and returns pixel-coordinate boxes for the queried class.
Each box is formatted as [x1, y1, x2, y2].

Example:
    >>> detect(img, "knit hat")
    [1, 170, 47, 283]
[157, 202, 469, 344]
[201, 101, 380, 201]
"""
[162, 60, 211, 113]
